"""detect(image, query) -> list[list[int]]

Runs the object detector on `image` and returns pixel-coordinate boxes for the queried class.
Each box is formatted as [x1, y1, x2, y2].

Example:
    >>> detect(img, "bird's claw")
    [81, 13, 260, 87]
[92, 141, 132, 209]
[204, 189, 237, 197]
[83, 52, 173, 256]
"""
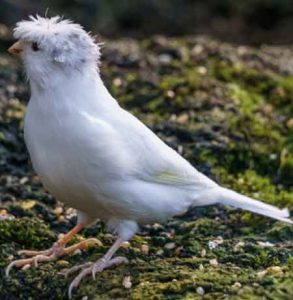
[67, 256, 128, 299]
[91, 257, 107, 280]
[6, 238, 101, 277]
[5, 252, 57, 277]
[59, 262, 93, 277]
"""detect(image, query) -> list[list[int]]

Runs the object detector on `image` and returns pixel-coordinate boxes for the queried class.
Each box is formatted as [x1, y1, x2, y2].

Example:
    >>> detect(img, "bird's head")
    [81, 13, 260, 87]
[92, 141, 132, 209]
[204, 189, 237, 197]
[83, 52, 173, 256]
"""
[9, 15, 101, 87]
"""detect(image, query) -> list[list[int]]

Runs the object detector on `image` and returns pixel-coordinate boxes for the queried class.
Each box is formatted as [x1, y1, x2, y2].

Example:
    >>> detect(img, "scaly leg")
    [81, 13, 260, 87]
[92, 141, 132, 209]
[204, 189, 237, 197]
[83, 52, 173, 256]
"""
[66, 237, 128, 299]
[6, 223, 101, 276]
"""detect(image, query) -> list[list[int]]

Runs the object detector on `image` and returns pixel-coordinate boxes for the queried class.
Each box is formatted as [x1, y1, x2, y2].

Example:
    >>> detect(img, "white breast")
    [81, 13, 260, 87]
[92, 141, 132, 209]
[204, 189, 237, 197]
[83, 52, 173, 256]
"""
[24, 95, 133, 219]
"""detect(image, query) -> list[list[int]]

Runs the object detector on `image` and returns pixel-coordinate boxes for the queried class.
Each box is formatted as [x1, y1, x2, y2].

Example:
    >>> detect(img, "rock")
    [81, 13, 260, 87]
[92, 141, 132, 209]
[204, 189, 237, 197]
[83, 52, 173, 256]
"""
[156, 249, 164, 256]
[121, 241, 131, 248]
[57, 260, 69, 266]
[209, 258, 219, 267]
[200, 248, 206, 257]
[141, 244, 149, 255]
[158, 54, 172, 64]
[164, 242, 176, 250]
[196, 286, 205, 295]
[232, 282, 242, 289]
[122, 274, 132, 289]
[257, 241, 274, 248]
[208, 236, 224, 249]
[266, 266, 283, 277]
[233, 241, 245, 252]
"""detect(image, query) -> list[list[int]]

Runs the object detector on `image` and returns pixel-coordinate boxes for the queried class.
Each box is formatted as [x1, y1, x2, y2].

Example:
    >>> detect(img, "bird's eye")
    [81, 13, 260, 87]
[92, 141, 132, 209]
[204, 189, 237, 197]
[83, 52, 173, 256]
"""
[31, 42, 40, 52]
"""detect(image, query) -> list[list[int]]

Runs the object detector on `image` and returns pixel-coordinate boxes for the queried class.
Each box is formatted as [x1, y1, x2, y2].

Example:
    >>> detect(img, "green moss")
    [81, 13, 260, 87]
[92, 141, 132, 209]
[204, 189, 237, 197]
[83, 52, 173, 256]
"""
[0, 218, 55, 250]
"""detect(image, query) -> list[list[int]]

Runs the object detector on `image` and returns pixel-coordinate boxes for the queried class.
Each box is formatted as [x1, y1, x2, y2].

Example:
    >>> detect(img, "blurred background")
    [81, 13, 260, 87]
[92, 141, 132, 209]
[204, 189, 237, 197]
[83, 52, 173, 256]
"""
[1, 0, 293, 44]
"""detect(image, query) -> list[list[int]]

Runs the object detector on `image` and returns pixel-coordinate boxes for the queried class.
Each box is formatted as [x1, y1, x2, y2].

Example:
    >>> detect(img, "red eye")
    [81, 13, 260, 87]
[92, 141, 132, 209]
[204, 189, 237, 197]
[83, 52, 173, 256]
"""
[31, 42, 40, 51]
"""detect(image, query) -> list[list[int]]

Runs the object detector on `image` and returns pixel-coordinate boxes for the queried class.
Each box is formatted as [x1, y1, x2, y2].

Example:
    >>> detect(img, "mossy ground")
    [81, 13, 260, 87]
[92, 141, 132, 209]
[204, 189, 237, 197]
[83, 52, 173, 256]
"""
[0, 36, 293, 299]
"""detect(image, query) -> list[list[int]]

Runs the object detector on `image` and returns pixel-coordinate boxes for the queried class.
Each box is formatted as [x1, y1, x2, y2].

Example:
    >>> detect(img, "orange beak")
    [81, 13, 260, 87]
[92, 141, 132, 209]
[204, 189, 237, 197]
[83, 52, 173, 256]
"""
[8, 41, 23, 56]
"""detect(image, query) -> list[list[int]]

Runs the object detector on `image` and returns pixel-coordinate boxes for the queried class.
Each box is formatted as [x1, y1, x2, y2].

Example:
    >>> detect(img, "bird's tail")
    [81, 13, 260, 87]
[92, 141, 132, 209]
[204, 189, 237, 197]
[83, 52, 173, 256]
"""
[216, 186, 292, 224]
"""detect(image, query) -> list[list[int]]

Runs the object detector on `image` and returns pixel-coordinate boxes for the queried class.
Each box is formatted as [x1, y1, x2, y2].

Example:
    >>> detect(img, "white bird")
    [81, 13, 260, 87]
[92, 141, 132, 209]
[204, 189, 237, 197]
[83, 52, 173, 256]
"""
[6, 16, 292, 298]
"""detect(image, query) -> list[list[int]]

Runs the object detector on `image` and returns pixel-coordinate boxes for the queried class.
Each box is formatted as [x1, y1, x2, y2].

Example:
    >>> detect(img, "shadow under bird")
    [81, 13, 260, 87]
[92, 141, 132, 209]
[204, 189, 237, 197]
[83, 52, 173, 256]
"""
[6, 15, 292, 298]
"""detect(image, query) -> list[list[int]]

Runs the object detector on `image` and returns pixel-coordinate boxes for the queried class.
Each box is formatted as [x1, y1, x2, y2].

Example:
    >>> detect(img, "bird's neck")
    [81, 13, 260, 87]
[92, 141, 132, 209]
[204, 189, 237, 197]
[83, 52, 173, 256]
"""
[29, 67, 118, 112]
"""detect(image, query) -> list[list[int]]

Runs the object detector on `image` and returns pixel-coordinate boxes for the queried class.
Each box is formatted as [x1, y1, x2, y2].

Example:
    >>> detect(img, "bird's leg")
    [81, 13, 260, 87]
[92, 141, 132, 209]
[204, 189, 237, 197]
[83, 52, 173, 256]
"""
[5, 223, 101, 276]
[66, 237, 128, 299]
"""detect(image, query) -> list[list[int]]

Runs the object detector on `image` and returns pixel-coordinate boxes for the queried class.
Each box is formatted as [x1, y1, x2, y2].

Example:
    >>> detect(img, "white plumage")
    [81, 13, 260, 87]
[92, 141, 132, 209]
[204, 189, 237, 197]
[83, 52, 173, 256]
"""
[6, 15, 292, 297]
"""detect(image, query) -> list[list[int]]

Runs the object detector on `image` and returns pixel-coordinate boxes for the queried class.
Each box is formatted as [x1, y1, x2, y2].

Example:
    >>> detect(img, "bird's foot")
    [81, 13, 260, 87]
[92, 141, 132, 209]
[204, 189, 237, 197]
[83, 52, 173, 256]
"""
[65, 256, 128, 299]
[5, 238, 101, 276]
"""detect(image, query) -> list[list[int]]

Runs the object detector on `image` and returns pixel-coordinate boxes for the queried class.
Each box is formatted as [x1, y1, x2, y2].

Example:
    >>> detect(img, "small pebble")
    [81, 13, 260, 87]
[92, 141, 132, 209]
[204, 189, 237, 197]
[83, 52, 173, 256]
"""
[196, 286, 205, 296]
[257, 241, 274, 248]
[19, 177, 29, 184]
[256, 270, 267, 278]
[156, 249, 164, 256]
[53, 207, 63, 215]
[0, 209, 7, 215]
[57, 260, 69, 266]
[113, 77, 123, 87]
[65, 208, 75, 215]
[233, 241, 245, 252]
[152, 223, 163, 230]
[141, 244, 149, 255]
[286, 118, 293, 128]
[200, 248, 206, 257]
[192, 44, 203, 55]
[166, 90, 175, 98]
[197, 66, 207, 75]
[158, 53, 172, 64]
[208, 241, 217, 250]
[209, 258, 218, 267]
[20, 200, 36, 210]
[7, 255, 14, 261]
[58, 215, 65, 222]
[164, 242, 176, 250]
[267, 266, 283, 276]
[122, 274, 132, 289]
[199, 264, 204, 270]
[81, 296, 88, 300]
[176, 113, 189, 124]
[237, 46, 248, 55]
[121, 241, 131, 248]
[232, 282, 242, 289]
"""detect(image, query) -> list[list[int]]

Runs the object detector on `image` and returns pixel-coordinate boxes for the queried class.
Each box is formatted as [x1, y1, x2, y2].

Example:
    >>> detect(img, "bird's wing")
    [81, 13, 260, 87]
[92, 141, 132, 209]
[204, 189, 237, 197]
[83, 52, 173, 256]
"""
[119, 110, 217, 190]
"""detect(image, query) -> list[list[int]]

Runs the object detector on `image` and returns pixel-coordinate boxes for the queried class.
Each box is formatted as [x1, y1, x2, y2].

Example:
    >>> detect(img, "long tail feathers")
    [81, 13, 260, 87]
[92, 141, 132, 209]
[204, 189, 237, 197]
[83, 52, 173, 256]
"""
[217, 187, 292, 224]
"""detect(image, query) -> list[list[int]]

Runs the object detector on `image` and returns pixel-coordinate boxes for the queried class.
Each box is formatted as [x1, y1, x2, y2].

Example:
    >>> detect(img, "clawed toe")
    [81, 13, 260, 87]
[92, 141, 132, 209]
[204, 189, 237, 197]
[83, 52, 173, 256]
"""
[60, 262, 93, 277]
[17, 248, 52, 257]
[67, 256, 128, 299]
[5, 253, 56, 277]
[5, 238, 101, 277]
[68, 266, 93, 299]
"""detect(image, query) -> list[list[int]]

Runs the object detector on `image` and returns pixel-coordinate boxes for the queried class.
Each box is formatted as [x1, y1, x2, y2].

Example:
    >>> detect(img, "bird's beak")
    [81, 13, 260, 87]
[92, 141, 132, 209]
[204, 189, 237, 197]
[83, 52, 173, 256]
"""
[8, 41, 23, 56]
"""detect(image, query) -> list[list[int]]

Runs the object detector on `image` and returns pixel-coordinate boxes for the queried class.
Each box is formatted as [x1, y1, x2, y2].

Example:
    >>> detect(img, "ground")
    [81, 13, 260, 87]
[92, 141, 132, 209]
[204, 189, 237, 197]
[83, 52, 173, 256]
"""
[0, 35, 293, 299]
